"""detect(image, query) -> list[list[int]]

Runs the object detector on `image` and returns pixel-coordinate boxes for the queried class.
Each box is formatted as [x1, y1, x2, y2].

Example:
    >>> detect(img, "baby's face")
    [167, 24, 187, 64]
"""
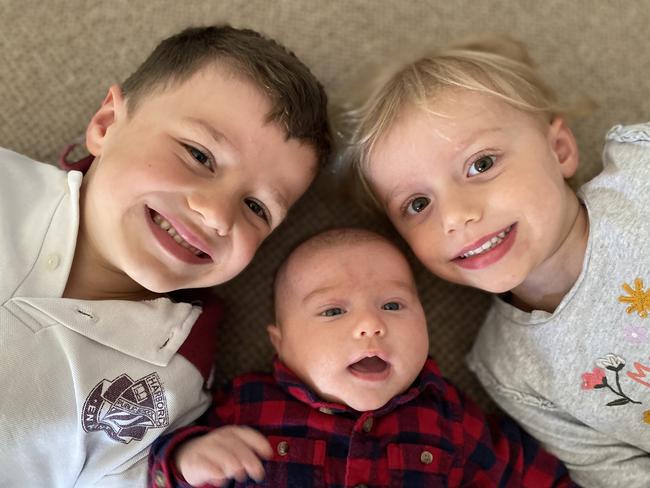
[81, 67, 316, 293]
[270, 239, 429, 411]
[366, 89, 580, 294]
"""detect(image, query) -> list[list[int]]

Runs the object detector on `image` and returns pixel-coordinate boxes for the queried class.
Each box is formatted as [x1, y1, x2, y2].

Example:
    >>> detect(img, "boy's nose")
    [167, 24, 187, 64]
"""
[188, 191, 235, 237]
[439, 189, 481, 234]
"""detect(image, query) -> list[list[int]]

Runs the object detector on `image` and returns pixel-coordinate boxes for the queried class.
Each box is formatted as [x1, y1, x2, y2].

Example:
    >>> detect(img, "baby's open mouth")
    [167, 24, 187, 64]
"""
[348, 356, 389, 374]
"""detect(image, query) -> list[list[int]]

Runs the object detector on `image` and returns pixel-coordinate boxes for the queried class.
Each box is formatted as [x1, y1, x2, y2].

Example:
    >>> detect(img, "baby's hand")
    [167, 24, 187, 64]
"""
[174, 425, 273, 487]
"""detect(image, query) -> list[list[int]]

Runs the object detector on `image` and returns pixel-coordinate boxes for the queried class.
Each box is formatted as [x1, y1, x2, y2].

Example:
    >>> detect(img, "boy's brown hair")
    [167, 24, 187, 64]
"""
[121, 25, 332, 166]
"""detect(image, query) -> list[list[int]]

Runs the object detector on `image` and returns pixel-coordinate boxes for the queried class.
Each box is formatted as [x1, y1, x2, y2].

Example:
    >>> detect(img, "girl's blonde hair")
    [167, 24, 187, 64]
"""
[342, 37, 563, 208]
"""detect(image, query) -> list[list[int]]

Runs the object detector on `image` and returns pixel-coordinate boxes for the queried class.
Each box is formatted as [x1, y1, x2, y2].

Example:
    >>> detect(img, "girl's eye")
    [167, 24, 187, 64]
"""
[244, 198, 270, 224]
[467, 155, 495, 177]
[406, 196, 430, 215]
[186, 145, 213, 170]
[321, 307, 345, 317]
[382, 302, 401, 311]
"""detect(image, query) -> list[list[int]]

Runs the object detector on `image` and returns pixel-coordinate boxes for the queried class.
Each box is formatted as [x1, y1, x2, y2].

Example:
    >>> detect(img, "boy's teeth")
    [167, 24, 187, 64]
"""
[460, 226, 512, 259]
[152, 213, 205, 257]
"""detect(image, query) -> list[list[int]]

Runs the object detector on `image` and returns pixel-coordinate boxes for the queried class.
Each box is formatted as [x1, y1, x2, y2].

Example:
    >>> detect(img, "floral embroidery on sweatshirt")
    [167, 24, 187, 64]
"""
[618, 278, 650, 318]
[581, 354, 641, 406]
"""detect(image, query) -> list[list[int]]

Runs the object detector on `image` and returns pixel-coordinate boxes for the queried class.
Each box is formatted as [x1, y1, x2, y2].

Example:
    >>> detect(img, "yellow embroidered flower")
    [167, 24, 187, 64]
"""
[644, 410, 650, 425]
[619, 278, 650, 318]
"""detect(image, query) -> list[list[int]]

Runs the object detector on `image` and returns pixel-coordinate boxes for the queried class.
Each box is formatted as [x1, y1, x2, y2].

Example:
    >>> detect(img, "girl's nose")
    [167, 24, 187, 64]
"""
[439, 188, 481, 234]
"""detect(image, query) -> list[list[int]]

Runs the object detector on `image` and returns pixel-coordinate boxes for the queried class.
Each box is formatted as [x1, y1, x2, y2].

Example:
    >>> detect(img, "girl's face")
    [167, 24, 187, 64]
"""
[366, 89, 581, 294]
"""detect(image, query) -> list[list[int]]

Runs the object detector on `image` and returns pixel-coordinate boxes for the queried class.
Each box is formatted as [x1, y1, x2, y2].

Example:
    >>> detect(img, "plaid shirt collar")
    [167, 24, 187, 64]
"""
[273, 356, 447, 417]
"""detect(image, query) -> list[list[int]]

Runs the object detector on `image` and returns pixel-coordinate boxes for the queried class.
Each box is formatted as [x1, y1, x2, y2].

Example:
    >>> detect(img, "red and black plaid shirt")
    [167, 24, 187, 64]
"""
[149, 358, 577, 488]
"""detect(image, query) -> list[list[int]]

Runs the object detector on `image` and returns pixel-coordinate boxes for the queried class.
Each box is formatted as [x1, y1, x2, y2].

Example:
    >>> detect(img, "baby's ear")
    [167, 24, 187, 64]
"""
[267, 324, 282, 354]
[549, 116, 579, 179]
[85, 85, 125, 157]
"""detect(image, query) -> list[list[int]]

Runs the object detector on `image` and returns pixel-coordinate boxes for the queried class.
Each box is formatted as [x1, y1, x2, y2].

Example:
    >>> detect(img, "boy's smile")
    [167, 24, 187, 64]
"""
[70, 66, 316, 299]
[367, 90, 586, 301]
[268, 237, 429, 412]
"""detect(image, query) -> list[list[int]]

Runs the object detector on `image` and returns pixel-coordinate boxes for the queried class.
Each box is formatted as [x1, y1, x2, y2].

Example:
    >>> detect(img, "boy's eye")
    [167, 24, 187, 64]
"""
[467, 155, 495, 177]
[382, 302, 401, 311]
[321, 307, 345, 317]
[406, 196, 430, 215]
[245, 198, 270, 224]
[185, 145, 213, 170]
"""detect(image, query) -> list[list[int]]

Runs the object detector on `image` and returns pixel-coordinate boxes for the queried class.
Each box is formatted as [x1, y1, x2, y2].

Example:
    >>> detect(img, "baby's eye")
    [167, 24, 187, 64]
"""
[244, 198, 270, 224]
[321, 307, 345, 317]
[185, 145, 213, 170]
[467, 155, 495, 177]
[406, 196, 430, 215]
[382, 302, 401, 311]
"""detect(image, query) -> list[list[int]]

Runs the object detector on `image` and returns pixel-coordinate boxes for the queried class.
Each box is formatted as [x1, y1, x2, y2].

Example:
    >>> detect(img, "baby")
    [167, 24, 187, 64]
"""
[0, 24, 330, 486]
[149, 228, 576, 487]
[346, 38, 650, 486]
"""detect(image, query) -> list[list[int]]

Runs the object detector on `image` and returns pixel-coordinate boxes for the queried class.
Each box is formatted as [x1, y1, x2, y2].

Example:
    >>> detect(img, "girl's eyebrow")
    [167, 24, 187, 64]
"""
[455, 127, 505, 148]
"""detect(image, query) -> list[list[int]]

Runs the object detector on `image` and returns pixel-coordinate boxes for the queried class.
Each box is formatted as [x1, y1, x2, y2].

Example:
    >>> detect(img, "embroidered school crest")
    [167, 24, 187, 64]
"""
[81, 372, 169, 444]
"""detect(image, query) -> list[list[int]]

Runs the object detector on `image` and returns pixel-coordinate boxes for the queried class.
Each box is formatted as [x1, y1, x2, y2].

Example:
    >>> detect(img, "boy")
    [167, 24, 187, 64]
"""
[149, 228, 577, 487]
[0, 25, 331, 486]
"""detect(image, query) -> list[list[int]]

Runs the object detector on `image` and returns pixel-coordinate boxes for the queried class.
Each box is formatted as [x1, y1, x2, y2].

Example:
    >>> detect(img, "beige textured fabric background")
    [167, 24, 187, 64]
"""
[2, 0, 649, 410]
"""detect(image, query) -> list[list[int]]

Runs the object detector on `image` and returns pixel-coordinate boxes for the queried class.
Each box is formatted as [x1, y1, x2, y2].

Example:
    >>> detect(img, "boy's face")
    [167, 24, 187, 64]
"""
[366, 90, 580, 294]
[268, 239, 429, 412]
[82, 67, 316, 293]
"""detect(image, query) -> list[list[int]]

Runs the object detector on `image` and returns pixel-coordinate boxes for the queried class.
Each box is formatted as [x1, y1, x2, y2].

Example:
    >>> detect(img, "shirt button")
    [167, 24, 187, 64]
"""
[153, 470, 166, 487]
[277, 440, 289, 456]
[46, 254, 60, 270]
[362, 417, 373, 433]
[319, 407, 333, 415]
[420, 450, 433, 465]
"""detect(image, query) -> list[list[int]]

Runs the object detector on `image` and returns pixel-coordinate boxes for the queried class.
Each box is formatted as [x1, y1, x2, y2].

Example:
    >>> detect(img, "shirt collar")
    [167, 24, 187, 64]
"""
[8, 296, 201, 366]
[273, 357, 447, 417]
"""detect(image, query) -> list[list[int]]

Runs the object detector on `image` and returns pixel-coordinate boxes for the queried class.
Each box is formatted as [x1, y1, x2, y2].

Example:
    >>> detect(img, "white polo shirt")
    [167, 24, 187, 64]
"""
[0, 148, 211, 487]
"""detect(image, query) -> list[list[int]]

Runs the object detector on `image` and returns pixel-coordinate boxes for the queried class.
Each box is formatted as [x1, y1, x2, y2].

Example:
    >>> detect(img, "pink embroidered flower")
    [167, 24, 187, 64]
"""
[581, 368, 606, 389]
[624, 325, 647, 345]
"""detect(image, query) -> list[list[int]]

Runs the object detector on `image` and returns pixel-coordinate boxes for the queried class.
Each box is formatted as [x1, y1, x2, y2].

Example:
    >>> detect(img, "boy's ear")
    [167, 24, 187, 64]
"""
[267, 324, 282, 354]
[85, 84, 126, 157]
[548, 116, 579, 179]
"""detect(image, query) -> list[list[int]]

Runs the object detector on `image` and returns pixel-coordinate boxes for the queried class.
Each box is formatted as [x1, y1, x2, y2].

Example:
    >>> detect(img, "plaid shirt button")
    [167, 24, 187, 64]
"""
[153, 470, 166, 487]
[420, 450, 433, 465]
[277, 440, 289, 456]
[318, 407, 334, 415]
[362, 417, 373, 433]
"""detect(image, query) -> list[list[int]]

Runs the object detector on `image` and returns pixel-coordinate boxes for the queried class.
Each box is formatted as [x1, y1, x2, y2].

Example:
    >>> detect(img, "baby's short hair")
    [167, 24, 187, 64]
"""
[121, 25, 332, 167]
[273, 228, 407, 316]
[342, 37, 560, 207]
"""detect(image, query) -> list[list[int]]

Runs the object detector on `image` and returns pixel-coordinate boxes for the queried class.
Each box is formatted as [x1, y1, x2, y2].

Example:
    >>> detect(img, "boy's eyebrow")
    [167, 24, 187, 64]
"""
[182, 117, 235, 151]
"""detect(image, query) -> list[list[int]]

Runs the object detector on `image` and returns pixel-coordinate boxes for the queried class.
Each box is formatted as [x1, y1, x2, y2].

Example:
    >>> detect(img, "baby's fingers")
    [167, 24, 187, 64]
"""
[226, 426, 273, 482]
[231, 426, 273, 459]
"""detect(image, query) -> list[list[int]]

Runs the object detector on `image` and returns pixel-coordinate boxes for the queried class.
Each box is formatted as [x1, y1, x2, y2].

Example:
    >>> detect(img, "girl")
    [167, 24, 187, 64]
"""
[344, 38, 650, 487]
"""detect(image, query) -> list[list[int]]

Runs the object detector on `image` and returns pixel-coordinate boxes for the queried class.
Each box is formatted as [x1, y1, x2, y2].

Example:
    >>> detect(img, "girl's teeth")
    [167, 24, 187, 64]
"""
[461, 226, 512, 259]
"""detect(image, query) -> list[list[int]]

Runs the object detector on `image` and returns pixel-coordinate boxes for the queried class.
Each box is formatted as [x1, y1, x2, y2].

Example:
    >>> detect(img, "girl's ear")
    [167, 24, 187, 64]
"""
[85, 85, 126, 157]
[267, 324, 282, 354]
[548, 116, 579, 179]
